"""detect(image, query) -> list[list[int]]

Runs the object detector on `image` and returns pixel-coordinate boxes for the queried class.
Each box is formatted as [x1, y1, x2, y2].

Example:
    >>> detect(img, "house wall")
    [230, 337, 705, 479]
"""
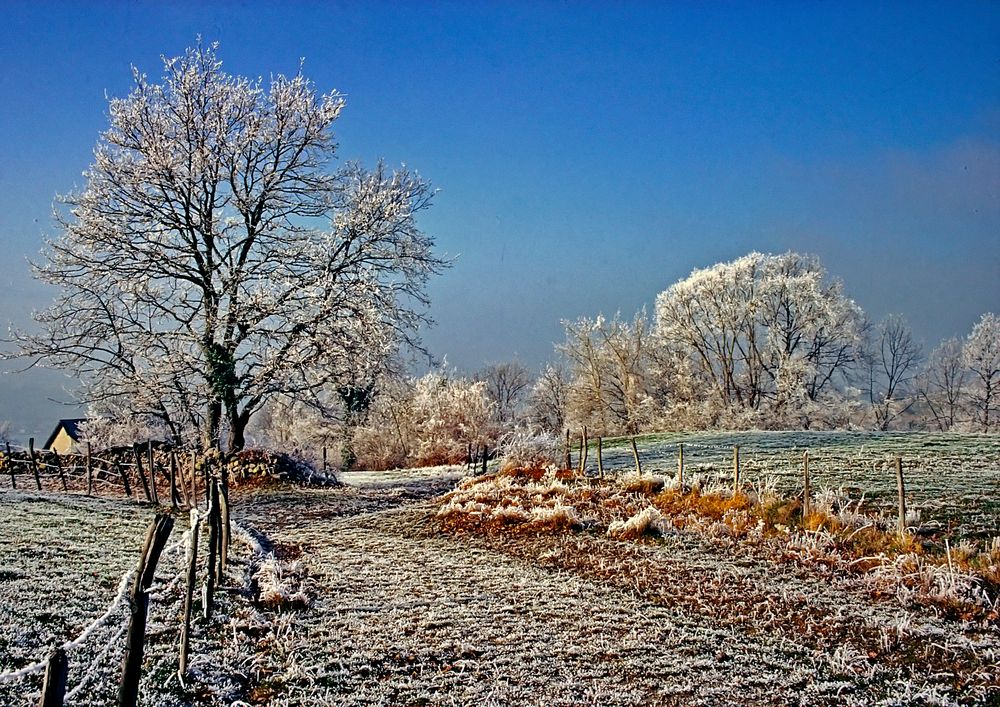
[49, 428, 78, 454]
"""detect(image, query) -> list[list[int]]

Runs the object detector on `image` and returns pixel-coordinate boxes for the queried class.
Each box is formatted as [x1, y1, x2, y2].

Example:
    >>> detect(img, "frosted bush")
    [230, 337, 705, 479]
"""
[607, 506, 667, 540]
[498, 428, 561, 472]
[255, 554, 311, 610]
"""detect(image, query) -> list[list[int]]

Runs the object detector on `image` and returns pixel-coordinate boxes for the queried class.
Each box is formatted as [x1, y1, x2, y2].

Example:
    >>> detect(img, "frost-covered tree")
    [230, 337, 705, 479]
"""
[864, 315, 922, 431]
[917, 337, 967, 432]
[560, 311, 652, 435]
[77, 408, 168, 451]
[653, 252, 865, 427]
[527, 362, 570, 433]
[7, 43, 446, 451]
[409, 370, 495, 465]
[964, 312, 1000, 433]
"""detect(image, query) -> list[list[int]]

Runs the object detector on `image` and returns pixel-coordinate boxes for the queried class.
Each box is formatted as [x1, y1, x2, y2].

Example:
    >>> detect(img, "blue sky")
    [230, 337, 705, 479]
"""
[1, 1, 998, 439]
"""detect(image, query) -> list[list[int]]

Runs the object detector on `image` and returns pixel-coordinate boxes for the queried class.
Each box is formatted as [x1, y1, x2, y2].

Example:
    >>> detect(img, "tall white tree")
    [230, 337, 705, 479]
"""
[964, 312, 1000, 433]
[653, 252, 865, 427]
[7, 43, 447, 450]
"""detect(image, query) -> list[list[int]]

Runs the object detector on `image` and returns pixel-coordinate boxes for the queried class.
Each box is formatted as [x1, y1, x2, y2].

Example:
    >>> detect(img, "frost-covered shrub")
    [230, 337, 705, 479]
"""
[352, 369, 500, 469]
[498, 428, 560, 472]
[607, 506, 666, 540]
[254, 554, 311, 610]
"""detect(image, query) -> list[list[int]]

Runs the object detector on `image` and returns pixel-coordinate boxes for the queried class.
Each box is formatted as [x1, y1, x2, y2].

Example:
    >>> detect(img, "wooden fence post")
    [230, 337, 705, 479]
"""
[564, 429, 572, 470]
[677, 443, 684, 490]
[630, 436, 642, 476]
[169, 450, 179, 510]
[579, 427, 588, 475]
[481, 447, 488, 475]
[53, 451, 68, 492]
[118, 513, 174, 707]
[147, 441, 159, 505]
[203, 456, 211, 509]
[29, 438, 41, 491]
[116, 461, 132, 498]
[5, 441, 15, 489]
[38, 646, 68, 707]
[178, 509, 200, 679]
[190, 451, 198, 508]
[322, 446, 328, 474]
[204, 479, 219, 617]
[86, 443, 93, 496]
[802, 451, 811, 521]
[596, 436, 604, 480]
[732, 445, 741, 495]
[132, 445, 152, 503]
[895, 456, 907, 536]
[219, 465, 230, 570]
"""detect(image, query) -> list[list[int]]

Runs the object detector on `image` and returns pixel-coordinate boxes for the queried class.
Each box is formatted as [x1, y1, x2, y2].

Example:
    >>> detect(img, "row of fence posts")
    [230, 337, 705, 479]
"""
[34, 460, 231, 707]
[564, 429, 912, 537]
[464, 444, 490, 475]
[4, 439, 203, 511]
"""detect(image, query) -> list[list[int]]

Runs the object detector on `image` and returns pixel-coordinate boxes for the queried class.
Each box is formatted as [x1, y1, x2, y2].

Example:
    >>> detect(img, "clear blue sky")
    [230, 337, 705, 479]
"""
[1, 1, 998, 439]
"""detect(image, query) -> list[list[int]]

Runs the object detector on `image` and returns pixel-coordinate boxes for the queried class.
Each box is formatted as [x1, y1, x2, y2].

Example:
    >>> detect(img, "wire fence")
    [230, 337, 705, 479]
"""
[0, 446, 235, 706]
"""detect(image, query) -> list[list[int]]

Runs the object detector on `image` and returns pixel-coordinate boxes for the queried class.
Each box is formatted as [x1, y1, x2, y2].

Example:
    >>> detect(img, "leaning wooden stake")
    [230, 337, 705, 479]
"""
[169, 450, 179, 510]
[579, 427, 588, 475]
[677, 443, 684, 489]
[630, 436, 642, 476]
[119, 513, 174, 707]
[39, 646, 68, 707]
[219, 466, 231, 570]
[481, 446, 488, 475]
[86, 442, 93, 496]
[178, 509, 200, 679]
[189, 451, 198, 507]
[116, 461, 132, 498]
[564, 429, 572, 470]
[203, 480, 219, 618]
[895, 456, 907, 536]
[29, 437, 41, 491]
[596, 436, 604, 480]
[732, 445, 741, 495]
[147, 441, 159, 505]
[132, 446, 153, 503]
[6, 441, 15, 489]
[802, 451, 811, 521]
[53, 451, 67, 492]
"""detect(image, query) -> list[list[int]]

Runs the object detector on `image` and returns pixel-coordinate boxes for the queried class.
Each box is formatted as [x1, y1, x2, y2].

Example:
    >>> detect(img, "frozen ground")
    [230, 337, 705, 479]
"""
[235, 473, 999, 705]
[3, 465, 998, 705]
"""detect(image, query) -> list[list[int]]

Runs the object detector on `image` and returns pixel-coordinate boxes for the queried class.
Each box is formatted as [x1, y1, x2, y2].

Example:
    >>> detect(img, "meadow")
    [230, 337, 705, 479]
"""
[594, 431, 1000, 539]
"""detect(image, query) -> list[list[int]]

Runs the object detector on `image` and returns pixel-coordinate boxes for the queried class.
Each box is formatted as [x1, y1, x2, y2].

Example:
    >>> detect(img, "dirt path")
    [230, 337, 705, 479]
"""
[234, 481, 998, 706]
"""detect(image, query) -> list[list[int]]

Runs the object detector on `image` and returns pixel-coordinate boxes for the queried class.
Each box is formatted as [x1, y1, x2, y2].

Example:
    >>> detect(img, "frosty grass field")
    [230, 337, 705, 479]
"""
[598, 431, 1000, 539]
[1, 432, 998, 705]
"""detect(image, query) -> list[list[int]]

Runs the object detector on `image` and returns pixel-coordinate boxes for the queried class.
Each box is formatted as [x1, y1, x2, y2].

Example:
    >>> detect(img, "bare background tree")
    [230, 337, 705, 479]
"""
[865, 315, 922, 431]
[917, 337, 967, 432]
[6, 43, 447, 451]
[478, 361, 531, 425]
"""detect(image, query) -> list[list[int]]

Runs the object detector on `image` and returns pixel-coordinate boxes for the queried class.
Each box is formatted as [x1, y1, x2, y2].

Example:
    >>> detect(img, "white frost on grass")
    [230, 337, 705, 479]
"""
[607, 506, 667, 540]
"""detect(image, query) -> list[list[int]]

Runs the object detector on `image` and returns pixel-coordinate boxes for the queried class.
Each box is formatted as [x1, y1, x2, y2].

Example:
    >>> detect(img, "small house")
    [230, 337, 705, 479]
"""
[43, 418, 88, 454]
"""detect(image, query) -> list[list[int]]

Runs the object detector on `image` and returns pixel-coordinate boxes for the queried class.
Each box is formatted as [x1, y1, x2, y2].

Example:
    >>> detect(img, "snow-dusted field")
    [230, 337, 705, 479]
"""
[3, 460, 998, 704]
[595, 431, 1000, 538]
